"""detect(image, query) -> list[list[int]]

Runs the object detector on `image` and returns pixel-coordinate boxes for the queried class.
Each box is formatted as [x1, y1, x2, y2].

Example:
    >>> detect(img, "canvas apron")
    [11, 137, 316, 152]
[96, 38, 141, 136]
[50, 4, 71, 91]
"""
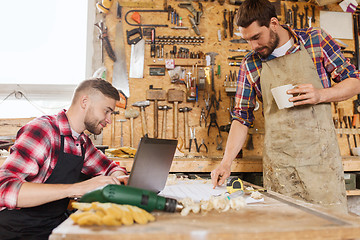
[0, 136, 85, 240]
[260, 43, 347, 213]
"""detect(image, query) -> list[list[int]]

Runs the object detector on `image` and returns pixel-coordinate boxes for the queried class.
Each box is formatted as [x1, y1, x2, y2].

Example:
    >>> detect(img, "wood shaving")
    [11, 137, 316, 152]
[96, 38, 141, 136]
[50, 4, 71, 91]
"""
[179, 195, 246, 216]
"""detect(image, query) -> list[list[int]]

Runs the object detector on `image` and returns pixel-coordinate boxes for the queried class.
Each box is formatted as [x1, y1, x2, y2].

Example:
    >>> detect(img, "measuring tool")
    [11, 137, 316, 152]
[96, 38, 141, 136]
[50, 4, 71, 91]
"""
[226, 177, 244, 194]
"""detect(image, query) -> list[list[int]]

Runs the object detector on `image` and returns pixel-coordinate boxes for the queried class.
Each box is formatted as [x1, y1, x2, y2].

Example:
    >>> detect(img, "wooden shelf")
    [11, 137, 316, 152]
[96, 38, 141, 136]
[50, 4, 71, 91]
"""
[346, 189, 360, 196]
[147, 58, 206, 67]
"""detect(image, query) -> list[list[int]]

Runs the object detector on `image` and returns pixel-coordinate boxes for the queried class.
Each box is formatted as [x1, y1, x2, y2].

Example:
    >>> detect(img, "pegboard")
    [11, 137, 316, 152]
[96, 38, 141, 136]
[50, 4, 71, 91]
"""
[94, 0, 358, 158]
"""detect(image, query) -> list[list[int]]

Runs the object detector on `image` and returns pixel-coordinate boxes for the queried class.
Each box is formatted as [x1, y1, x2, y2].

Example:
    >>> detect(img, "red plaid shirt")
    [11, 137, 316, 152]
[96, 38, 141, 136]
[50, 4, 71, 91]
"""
[0, 110, 126, 209]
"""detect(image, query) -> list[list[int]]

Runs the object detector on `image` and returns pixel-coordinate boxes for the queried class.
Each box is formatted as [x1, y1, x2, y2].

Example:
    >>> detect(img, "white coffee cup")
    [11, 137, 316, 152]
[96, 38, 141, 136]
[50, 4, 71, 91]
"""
[271, 84, 295, 109]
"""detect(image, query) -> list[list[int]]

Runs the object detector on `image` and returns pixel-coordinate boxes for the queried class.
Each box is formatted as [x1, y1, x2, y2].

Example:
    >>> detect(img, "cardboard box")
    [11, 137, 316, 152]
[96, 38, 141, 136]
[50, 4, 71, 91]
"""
[344, 173, 356, 190]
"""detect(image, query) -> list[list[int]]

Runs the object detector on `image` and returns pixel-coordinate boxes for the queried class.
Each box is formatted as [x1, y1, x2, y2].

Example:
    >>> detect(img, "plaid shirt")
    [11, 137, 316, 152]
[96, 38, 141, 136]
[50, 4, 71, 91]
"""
[233, 26, 359, 127]
[0, 110, 126, 209]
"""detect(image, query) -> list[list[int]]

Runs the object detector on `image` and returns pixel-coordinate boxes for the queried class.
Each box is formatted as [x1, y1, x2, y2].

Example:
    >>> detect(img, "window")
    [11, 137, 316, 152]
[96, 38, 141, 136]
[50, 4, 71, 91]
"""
[0, 0, 93, 118]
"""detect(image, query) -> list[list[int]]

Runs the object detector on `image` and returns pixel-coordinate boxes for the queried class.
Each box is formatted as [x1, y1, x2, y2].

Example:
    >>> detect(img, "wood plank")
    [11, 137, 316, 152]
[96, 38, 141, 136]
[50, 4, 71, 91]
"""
[49, 189, 360, 240]
[342, 156, 360, 171]
[111, 156, 263, 173]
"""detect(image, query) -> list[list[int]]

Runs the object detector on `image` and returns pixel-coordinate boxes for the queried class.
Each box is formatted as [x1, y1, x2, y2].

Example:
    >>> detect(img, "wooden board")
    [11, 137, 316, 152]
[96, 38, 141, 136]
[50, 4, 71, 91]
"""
[49, 190, 360, 240]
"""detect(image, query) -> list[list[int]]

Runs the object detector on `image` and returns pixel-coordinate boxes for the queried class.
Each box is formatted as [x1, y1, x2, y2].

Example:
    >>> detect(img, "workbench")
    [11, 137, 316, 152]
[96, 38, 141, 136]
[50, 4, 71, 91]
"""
[1, 155, 360, 195]
[49, 189, 360, 240]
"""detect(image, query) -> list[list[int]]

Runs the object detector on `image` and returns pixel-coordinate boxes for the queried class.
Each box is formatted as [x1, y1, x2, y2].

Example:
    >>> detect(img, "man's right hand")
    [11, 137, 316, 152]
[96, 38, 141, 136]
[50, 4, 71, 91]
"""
[211, 163, 231, 189]
[69, 175, 121, 199]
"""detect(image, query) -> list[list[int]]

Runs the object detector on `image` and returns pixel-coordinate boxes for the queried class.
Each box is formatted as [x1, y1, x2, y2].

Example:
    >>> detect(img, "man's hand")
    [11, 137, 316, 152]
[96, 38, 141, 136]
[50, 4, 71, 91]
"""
[111, 171, 129, 185]
[287, 83, 322, 106]
[69, 175, 122, 198]
[211, 163, 231, 189]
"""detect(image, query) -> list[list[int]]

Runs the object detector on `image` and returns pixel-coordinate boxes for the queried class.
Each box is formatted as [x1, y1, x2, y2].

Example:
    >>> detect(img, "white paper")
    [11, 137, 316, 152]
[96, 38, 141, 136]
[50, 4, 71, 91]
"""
[159, 179, 264, 204]
[320, 11, 353, 40]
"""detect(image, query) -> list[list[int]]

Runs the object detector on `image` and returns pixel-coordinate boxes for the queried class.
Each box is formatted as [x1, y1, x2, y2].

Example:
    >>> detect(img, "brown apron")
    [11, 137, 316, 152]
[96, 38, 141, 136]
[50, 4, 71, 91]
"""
[260, 43, 347, 213]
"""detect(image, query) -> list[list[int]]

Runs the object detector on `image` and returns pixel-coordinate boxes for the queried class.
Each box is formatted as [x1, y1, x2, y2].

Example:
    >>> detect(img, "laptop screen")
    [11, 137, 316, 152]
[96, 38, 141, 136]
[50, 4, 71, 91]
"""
[128, 137, 178, 193]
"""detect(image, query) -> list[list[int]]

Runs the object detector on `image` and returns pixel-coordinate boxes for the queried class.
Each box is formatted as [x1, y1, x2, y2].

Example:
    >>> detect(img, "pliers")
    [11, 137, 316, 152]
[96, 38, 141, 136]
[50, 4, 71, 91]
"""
[200, 108, 207, 127]
[198, 139, 208, 153]
[189, 127, 199, 152]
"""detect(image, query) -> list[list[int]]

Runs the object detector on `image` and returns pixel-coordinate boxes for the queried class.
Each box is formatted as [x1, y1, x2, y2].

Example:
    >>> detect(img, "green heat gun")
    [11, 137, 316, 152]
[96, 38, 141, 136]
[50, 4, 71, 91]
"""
[79, 184, 183, 213]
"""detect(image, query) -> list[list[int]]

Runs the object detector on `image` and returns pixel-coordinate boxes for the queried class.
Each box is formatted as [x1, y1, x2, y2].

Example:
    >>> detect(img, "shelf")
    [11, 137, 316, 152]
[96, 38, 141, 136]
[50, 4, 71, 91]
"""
[147, 58, 206, 67]
[346, 189, 360, 196]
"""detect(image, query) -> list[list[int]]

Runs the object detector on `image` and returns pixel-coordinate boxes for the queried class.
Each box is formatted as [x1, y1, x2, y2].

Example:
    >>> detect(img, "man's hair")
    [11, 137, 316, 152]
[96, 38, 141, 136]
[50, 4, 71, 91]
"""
[73, 78, 120, 103]
[235, 0, 277, 28]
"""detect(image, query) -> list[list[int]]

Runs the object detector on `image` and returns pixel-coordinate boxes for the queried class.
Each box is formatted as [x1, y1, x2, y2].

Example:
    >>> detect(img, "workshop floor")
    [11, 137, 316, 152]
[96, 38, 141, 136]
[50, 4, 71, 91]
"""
[348, 196, 360, 216]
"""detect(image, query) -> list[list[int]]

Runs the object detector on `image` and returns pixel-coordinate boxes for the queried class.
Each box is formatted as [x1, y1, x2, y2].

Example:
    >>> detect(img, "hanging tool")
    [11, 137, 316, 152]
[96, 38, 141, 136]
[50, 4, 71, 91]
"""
[96, 0, 114, 14]
[292, 5, 299, 29]
[79, 184, 183, 213]
[223, 9, 228, 39]
[189, 127, 199, 152]
[168, 89, 184, 139]
[125, 109, 139, 148]
[159, 105, 172, 139]
[338, 108, 344, 138]
[206, 52, 220, 117]
[146, 87, 166, 138]
[343, 115, 353, 155]
[125, 9, 168, 27]
[132, 101, 150, 137]
[94, 20, 116, 62]
[299, 13, 304, 29]
[179, 107, 192, 149]
[349, 116, 357, 148]
[304, 5, 309, 27]
[113, 3, 130, 98]
[200, 107, 207, 127]
[216, 134, 223, 150]
[178, 2, 203, 25]
[198, 139, 208, 153]
[208, 112, 220, 136]
[116, 119, 127, 147]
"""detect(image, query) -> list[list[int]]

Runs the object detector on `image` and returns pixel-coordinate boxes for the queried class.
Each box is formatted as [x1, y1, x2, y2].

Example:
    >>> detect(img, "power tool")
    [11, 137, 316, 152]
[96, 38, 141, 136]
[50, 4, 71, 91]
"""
[79, 184, 183, 213]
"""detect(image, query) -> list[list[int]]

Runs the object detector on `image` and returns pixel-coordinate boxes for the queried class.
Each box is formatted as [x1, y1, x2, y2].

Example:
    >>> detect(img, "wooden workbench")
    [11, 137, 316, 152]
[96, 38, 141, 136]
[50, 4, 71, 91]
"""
[49, 190, 360, 240]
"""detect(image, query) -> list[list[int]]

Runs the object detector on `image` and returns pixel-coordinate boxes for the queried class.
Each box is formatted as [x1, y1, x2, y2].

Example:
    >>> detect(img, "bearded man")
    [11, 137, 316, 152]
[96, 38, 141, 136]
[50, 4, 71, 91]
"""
[0, 78, 128, 239]
[211, 0, 360, 213]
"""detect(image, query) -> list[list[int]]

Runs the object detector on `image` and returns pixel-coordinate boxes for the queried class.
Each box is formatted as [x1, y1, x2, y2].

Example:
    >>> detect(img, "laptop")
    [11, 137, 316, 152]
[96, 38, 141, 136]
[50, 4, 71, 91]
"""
[127, 137, 178, 193]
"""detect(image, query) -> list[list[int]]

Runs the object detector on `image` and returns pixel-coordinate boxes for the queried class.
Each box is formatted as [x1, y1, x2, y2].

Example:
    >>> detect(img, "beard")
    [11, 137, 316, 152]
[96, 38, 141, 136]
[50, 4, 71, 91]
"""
[256, 29, 279, 59]
[84, 108, 105, 135]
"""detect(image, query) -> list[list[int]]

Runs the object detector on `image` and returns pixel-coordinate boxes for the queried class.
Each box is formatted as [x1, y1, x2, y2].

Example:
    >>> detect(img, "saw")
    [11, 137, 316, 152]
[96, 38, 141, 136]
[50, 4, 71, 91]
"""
[112, 3, 130, 98]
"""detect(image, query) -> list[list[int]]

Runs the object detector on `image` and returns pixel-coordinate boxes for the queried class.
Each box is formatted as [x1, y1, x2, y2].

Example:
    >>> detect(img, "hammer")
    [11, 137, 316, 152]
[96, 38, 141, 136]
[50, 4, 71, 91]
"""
[158, 105, 172, 139]
[125, 109, 139, 147]
[146, 87, 166, 138]
[116, 119, 127, 147]
[132, 100, 150, 137]
[179, 107, 192, 148]
[167, 89, 184, 139]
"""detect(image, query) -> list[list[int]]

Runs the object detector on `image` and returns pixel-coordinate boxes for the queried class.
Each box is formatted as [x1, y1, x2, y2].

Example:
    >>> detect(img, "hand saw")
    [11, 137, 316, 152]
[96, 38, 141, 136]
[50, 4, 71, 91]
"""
[113, 3, 130, 99]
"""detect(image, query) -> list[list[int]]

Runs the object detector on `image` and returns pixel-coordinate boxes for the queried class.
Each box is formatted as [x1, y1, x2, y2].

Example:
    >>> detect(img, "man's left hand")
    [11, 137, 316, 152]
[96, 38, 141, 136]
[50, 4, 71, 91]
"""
[287, 83, 322, 106]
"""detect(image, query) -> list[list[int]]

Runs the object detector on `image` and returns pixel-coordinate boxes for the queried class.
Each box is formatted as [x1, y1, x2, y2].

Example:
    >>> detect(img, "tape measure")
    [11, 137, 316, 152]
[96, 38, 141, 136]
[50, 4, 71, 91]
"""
[226, 177, 244, 194]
